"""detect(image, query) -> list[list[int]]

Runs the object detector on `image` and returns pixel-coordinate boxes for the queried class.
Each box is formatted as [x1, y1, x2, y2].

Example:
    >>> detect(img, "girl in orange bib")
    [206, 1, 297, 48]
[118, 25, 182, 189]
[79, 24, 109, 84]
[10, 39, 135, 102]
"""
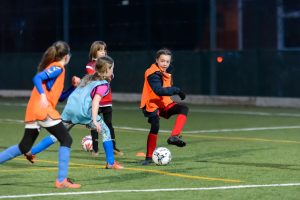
[0, 41, 81, 188]
[140, 48, 189, 165]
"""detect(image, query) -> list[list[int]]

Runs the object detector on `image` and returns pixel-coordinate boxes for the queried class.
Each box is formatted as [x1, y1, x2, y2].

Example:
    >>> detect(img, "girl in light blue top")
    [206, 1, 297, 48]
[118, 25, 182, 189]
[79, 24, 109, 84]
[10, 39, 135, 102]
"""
[26, 56, 123, 169]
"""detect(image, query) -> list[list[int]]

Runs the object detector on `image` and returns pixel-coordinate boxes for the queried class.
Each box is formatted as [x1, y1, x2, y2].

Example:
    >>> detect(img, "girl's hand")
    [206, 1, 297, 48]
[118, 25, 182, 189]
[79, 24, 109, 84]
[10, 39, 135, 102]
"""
[40, 93, 49, 108]
[72, 76, 81, 87]
[93, 120, 101, 133]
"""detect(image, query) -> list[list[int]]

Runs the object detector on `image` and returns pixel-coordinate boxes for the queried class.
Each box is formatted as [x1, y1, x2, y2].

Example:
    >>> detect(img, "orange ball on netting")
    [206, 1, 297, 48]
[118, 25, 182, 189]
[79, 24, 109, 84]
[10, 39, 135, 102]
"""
[217, 56, 223, 63]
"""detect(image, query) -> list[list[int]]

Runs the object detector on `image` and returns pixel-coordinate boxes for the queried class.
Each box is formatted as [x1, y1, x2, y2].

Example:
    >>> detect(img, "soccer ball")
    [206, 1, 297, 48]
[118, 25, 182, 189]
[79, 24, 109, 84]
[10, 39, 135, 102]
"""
[81, 135, 93, 152]
[152, 147, 172, 165]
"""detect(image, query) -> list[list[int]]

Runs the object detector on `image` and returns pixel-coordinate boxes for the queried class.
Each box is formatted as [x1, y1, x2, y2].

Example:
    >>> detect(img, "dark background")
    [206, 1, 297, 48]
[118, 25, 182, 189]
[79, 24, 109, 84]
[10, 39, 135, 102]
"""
[0, 0, 299, 97]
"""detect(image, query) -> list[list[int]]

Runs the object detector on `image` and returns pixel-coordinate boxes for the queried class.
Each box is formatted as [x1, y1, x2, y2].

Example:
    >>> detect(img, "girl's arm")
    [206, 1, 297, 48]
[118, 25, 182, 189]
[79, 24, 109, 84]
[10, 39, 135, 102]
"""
[92, 94, 102, 133]
[91, 84, 109, 132]
[59, 76, 81, 102]
[59, 86, 75, 102]
[86, 66, 95, 75]
[86, 62, 95, 75]
[32, 66, 62, 94]
[147, 72, 180, 96]
[32, 66, 62, 107]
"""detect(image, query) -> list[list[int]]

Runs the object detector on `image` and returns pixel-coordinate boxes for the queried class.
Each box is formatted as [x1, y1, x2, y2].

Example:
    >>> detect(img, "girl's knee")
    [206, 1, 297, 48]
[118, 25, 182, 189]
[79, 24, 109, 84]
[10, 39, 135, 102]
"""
[102, 127, 112, 141]
[59, 133, 72, 147]
[180, 105, 189, 115]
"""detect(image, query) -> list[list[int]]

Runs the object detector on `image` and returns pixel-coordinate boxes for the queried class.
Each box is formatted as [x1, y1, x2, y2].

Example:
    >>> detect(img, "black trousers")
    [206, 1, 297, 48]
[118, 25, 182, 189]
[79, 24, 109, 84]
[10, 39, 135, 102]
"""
[147, 103, 189, 134]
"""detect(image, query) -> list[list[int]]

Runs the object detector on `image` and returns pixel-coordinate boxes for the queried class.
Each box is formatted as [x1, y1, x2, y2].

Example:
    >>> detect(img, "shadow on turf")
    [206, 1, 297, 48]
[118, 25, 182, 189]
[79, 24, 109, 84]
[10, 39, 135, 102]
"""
[193, 148, 270, 161]
[198, 160, 300, 171]
[185, 147, 300, 170]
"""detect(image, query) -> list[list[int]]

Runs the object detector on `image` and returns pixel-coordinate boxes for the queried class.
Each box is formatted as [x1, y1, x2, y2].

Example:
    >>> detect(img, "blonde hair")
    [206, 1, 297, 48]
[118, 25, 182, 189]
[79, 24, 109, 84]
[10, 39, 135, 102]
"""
[89, 41, 107, 60]
[37, 41, 70, 72]
[80, 55, 114, 87]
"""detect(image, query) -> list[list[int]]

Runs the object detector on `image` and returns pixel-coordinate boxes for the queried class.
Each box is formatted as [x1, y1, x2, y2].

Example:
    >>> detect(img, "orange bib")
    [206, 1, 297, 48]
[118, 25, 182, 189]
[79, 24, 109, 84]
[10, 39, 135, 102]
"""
[25, 62, 65, 122]
[140, 63, 173, 112]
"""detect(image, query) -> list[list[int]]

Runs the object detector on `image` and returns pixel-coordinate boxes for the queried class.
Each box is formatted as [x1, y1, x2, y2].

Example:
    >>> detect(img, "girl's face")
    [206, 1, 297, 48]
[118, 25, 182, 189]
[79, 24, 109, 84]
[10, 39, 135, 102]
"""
[96, 49, 107, 58]
[156, 54, 171, 72]
[64, 53, 71, 65]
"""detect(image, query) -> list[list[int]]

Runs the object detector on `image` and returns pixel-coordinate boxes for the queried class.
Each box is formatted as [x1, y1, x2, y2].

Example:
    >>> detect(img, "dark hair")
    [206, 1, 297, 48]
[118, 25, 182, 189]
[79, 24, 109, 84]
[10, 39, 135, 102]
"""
[37, 41, 70, 72]
[155, 48, 172, 60]
[89, 41, 107, 60]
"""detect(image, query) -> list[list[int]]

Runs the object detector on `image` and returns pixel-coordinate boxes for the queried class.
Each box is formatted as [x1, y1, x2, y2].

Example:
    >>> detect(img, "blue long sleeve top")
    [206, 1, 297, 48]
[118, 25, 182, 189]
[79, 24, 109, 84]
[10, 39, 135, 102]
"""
[32, 66, 75, 101]
[147, 65, 180, 96]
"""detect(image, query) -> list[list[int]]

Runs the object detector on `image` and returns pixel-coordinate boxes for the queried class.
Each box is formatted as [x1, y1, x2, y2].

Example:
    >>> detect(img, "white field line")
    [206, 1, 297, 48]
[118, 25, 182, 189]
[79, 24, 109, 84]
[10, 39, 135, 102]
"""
[0, 183, 299, 199]
[110, 106, 300, 117]
[1, 118, 300, 134]
[104, 107, 300, 117]
[0, 102, 28, 107]
[2, 102, 300, 117]
[0, 119, 24, 123]
[192, 108, 300, 117]
[114, 125, 300, 134]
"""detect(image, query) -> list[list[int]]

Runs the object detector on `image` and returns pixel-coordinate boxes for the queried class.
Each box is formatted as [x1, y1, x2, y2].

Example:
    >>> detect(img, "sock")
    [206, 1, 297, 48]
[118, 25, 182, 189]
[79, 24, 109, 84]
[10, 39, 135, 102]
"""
[112, 140, 116, 149]
[171, 114, 187, 136]
[57, 146, 70, 182]
[90, 130, 99, 152]
[146, 133, 157, 158]
[31, 135, 57, 155]
[0, 144, 22, 164]
[103, 140, 114, 165]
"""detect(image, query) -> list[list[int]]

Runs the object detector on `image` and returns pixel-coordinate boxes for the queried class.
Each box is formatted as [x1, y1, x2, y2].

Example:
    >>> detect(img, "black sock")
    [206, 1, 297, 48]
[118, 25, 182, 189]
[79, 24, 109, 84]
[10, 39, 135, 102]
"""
[90, 130, 99, 152]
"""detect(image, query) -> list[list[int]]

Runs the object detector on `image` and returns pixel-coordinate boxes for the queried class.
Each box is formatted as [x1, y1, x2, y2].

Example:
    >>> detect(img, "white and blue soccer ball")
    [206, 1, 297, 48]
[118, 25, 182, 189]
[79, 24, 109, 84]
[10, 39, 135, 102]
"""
[81, 135, 93, 152]
[152, 147, 172, 165]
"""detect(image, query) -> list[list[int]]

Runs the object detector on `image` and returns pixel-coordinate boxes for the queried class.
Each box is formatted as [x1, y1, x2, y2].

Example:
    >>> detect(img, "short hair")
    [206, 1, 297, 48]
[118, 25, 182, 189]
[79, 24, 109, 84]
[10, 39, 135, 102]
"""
[155, 48, 172, 60]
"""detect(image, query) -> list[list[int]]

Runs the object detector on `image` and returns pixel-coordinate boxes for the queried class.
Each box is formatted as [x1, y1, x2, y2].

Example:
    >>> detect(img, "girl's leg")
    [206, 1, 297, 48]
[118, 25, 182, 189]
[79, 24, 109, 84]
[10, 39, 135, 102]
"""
[45, 122, 72, 181]
[101, 107, 116, 148]
[142, 116, 159, 165]
[0, 145, 22, 164]
[62, 121, 75, 132]
[165, 104, 189, 147]
[30, 135, 58, 155]
[98, 119, 114, 165]
[87, 119, 123, 169]
[26, 121, 74, 162]
[45, 122, 80, 188]
[90, 129, 99, 154]
[0, 128, 39, 163]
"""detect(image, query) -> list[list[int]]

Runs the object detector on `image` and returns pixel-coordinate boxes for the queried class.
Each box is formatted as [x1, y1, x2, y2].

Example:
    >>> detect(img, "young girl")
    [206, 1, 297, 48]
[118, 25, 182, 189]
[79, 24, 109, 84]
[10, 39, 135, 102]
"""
[61, 55, 123, 169]
[85, 41, 123, 156]
[0, 41, 81, 188]
[25, 56, 123, 169]
[140, 48, 189, 165]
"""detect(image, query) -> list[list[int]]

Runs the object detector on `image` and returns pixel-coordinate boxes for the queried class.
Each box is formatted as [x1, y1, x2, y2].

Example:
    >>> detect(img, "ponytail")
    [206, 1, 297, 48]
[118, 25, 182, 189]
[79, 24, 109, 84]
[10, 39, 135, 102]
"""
[37, 41, 70, 72]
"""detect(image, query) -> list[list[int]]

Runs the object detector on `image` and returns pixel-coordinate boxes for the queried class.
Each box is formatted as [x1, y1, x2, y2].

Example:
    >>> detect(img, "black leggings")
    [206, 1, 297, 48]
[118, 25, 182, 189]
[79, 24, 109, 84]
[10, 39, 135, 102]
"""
[148, 104, 189, 135]
[18, 122, 72, 154]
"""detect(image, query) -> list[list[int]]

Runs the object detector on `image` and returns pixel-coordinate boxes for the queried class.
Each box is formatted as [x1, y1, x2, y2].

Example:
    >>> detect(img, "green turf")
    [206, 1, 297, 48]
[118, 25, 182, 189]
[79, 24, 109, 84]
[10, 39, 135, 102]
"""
[0, 99, 299, 199]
